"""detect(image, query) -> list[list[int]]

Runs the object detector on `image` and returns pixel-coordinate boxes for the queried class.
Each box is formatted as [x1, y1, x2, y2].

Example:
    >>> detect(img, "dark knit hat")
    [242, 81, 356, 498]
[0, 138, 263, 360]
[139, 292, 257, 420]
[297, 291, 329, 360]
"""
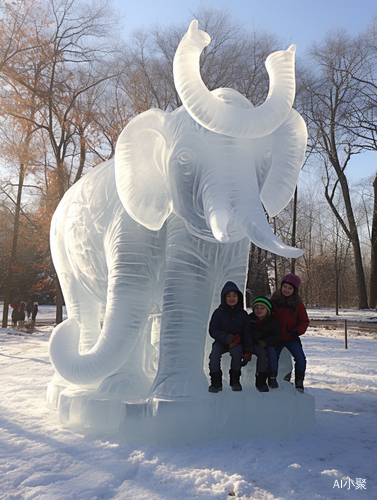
[281, 273, 301, 290]
[252, 296, 272, 315]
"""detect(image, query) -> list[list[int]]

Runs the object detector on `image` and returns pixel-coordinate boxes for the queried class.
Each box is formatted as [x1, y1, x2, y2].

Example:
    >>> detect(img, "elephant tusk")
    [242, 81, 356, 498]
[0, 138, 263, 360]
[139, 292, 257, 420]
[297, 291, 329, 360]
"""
[209, 211, 230, 242]
[242, 215, 303, 258]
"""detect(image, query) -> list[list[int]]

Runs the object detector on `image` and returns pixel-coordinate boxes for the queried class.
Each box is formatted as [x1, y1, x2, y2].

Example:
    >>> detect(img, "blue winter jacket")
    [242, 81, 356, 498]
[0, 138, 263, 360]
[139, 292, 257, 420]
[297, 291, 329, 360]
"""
[209, 281, 254, 352]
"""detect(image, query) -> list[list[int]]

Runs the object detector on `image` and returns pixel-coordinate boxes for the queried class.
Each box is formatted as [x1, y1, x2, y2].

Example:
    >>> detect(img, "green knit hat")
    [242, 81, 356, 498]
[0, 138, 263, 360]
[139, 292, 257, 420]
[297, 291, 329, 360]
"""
[252, 296, 272, 315]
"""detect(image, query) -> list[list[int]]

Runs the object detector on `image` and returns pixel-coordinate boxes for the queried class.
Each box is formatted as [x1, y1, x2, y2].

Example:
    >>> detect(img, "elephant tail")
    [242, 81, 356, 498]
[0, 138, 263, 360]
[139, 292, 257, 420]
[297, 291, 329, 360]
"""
[48, 318, 118, 387]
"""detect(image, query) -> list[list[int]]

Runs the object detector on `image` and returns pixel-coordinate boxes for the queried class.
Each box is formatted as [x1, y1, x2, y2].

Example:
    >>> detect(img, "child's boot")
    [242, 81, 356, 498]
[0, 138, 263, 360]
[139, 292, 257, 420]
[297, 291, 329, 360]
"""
[229, 369, 242, 391]
[268, 373, 279, 389]
[283, 372, 292, 382]
[255, 372, 269, 392]
[295, 370, 305, 392]
[208, 371, 223, 393]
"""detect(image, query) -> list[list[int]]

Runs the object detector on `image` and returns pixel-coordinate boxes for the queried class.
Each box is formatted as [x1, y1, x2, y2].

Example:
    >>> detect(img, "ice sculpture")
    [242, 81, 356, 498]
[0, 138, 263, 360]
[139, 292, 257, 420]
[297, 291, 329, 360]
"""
[47, 20, 314, 443]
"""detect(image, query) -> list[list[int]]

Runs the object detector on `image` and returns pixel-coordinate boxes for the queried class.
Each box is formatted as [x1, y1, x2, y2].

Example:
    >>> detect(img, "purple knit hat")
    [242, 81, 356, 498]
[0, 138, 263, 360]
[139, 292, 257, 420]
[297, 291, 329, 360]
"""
[281, 273, 301, 290]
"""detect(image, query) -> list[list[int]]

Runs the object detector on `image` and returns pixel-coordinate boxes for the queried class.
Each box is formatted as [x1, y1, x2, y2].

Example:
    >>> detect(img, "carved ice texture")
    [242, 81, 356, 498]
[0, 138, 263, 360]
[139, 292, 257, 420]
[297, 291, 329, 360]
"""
[47, 20, 314, 443]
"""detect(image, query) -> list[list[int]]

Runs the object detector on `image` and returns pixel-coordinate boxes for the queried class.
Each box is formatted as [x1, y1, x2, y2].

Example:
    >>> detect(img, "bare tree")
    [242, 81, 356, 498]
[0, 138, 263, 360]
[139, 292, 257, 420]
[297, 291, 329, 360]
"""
[0, 115, 40, 327]
[0, 0, 124, 322]
[0, 0, 51, 72]
[120, 6, 288, 114]
[299, 29, 369, 308]
[341, 17, 377, 307]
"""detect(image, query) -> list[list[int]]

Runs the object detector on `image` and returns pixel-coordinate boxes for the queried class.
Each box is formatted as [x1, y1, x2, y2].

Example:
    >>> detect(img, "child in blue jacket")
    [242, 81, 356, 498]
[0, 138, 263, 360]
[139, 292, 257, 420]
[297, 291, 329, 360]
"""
[208, 281, 253, 392]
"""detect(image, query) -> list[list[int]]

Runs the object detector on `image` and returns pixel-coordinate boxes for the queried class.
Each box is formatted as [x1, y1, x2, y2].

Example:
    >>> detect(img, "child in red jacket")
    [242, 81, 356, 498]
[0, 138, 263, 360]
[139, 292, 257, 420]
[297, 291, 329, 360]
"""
[271, 273, 309, 392]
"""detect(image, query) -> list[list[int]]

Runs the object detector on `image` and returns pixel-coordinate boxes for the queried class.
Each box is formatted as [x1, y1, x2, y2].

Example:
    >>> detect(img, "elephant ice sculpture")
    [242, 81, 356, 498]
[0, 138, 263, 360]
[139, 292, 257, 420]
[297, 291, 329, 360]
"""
[47, 21, 310, 441]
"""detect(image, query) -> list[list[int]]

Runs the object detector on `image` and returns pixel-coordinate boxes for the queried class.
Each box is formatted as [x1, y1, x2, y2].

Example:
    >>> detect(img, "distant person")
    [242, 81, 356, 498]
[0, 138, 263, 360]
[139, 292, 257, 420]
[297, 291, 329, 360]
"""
[11, 304, 21, 326]
[19, 302, 26, 321]
[26, 299, 33, 319]
[31, 302, 39, 322]
[248, 296, 280, 392]
[208, 281, 253, 392]
[271, 273, 309, 392]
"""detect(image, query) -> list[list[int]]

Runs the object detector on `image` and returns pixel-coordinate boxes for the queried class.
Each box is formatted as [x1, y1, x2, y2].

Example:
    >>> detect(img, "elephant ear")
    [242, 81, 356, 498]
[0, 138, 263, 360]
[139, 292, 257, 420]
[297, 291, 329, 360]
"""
[115, 109, 174, 230]
[258, 109, 307, 217]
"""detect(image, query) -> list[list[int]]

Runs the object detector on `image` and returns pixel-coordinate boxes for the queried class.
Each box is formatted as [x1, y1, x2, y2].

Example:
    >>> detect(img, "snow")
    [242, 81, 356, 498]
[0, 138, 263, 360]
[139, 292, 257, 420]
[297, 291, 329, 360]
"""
[0, 307, 376, 499]
[307, 308, 377, 323]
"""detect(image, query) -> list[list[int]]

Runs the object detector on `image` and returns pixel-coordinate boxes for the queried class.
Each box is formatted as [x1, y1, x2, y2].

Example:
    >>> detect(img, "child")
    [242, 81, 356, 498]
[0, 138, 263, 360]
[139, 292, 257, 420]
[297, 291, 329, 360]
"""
[208, 281, 253, 392]
[271, 273, 309, 392]
[19, 302, 26, 321]
[249, 296, 281, 392]
[11, 305, 21, 326]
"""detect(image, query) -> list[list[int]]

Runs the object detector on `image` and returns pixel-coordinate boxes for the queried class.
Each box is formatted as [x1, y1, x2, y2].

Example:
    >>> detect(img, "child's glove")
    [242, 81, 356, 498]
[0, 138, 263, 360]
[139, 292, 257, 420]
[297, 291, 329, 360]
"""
[258, 340, 267, 349]
[291, 329, 299, 338]
[232, 334, 241, 345]
[225, 334, 235, 345]
[229, 333, 241, 349]
[286, 326, 299, 338]
[240, 352, 252, 366]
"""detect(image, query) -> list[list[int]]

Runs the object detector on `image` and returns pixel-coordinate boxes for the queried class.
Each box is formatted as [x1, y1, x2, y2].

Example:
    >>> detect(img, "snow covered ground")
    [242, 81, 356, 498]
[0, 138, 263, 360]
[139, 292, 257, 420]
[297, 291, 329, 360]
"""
[306, 307, 377, 323]
[0, 308, 376, 499]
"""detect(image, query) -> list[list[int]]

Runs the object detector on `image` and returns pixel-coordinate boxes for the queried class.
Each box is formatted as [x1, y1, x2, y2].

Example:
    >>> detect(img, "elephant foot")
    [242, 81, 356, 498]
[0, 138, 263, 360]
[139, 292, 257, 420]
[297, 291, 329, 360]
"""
[46, 374, 69, 409]
[151, 372, 208, 398]
[97, 371, 152, 398]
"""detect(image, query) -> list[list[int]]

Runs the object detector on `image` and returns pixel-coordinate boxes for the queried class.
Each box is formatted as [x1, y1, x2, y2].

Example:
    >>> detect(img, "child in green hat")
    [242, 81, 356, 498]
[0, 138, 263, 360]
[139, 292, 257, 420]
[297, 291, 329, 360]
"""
[248, 296, 280, 392]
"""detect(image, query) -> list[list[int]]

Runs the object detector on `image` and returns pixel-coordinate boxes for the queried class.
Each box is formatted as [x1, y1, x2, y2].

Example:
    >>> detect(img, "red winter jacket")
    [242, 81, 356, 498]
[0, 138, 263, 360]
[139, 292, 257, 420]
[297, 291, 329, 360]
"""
[271, 300, 309, 342]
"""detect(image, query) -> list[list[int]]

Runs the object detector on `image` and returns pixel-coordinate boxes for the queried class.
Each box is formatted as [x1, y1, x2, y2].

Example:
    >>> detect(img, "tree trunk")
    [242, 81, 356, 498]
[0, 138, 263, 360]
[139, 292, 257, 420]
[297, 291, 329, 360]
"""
[273, 218, 278, 291]
[55, 278, 64, 324]
[370, 174, 377, 309]
[291, 187, 297, 274]
[327, 162, 369, 309]
[1, 164, 25, 328]
[341, 182, 369, 309]
[246, 243, 255, 308]
[335, 241, 339, 315]
[246, 244, 270, 307]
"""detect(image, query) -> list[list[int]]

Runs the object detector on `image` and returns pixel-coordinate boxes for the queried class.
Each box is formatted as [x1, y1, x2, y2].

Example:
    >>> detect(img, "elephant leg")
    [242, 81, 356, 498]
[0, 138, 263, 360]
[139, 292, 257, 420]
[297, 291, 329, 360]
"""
[217, 238, 250, 289]
[93, 226, 165, 396]
[151, 216, 219, 398]
[204, 238, 250, 374]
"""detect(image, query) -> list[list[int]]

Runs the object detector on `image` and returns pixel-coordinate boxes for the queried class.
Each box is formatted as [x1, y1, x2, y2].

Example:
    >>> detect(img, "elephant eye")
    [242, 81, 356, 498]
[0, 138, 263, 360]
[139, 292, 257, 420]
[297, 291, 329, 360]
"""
[176, 149, 196, 175]
[178, 152, 191, 164]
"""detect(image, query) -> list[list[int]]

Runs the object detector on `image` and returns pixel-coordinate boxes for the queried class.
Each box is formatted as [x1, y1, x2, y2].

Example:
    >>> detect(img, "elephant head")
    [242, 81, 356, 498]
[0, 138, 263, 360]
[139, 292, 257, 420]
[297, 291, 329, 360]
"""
[115, 20, 306, 257]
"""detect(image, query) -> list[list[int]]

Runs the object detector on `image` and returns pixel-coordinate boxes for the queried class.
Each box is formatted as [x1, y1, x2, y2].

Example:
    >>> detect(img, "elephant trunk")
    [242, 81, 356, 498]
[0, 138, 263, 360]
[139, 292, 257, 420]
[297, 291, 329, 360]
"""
[49, 318, 116, 386]
[173, 20, 296, 138]
[49, 311, 139, 387]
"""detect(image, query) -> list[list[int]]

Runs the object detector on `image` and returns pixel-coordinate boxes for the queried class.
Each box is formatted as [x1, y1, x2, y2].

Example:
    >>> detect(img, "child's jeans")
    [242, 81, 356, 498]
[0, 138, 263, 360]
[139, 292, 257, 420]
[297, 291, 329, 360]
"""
[253, 345, 278, 373]
[209, 341, 243, 372]
[276, 339, 306, 372]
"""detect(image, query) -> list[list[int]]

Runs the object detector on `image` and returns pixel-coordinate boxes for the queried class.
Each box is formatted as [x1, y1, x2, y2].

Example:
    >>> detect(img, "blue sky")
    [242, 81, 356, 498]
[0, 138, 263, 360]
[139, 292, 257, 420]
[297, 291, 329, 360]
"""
[113, 0, 377, 180]
[114, 0, 376, 54]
